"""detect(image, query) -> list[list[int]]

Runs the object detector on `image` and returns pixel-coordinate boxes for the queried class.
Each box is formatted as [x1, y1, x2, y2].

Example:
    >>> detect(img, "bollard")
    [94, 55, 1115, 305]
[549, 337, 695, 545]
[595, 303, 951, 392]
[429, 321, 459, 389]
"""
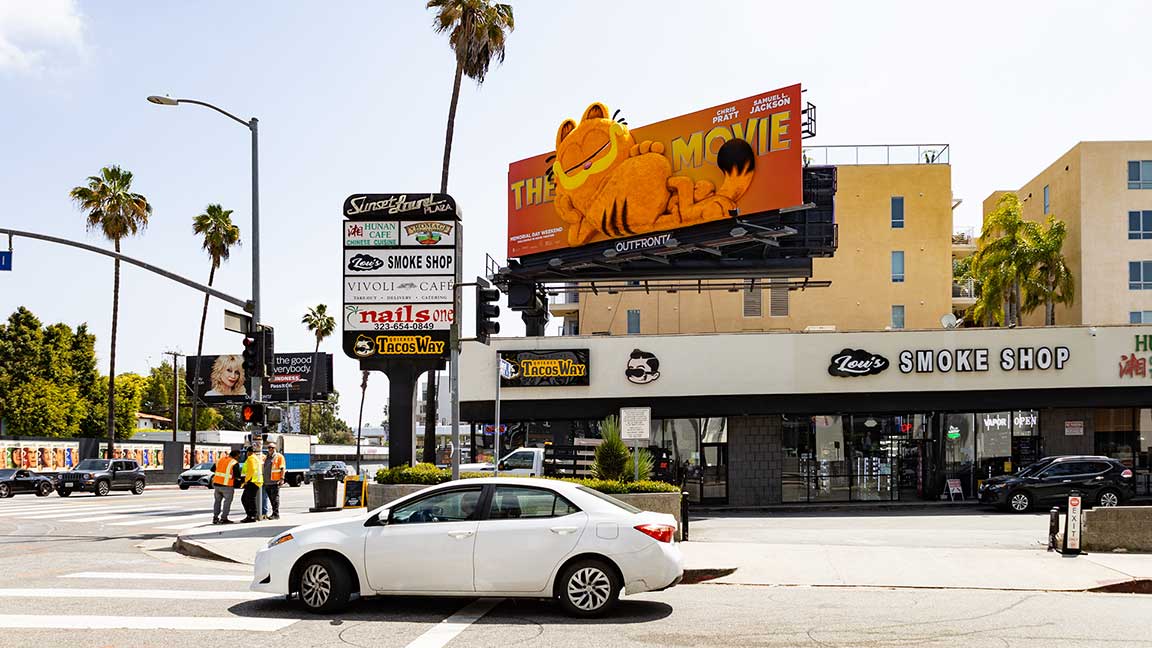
[679, 491, 688, 542]
[1048, 507, 1060, 551]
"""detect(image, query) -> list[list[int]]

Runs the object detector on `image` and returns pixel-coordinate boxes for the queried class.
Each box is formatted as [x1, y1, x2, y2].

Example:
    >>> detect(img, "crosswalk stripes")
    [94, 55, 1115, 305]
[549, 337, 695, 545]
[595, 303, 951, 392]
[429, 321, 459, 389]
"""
[0, 614, 298, 632]
[0, 496, 218, 530]
[61, 571, 252, 582]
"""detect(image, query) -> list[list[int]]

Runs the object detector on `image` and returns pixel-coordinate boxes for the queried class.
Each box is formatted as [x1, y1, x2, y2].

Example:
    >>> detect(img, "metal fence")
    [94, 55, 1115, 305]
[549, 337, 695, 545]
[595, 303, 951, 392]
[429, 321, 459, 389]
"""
[952, 278, 976, 298]
[803, 144, 950, 167]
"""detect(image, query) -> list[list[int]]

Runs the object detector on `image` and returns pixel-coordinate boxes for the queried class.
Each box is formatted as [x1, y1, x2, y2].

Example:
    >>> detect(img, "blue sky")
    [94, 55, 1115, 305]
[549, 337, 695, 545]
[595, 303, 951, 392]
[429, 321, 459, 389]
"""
[2, 0, 1152, 426]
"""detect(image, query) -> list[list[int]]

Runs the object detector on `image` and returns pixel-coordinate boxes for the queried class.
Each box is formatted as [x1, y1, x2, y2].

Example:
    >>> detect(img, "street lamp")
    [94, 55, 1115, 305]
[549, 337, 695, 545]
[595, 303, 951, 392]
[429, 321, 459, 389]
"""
[147, 94, 262, 398]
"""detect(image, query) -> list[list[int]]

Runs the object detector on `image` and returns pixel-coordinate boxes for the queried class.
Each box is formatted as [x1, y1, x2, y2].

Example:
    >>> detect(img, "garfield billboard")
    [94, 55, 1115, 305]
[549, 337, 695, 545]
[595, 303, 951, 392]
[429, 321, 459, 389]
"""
[507, 84, 803, 258]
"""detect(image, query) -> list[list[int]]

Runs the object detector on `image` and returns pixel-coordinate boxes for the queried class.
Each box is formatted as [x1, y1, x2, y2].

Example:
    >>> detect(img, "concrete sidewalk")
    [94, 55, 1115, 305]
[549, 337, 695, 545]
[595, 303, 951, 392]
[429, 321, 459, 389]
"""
[173, 510, 1152, 593]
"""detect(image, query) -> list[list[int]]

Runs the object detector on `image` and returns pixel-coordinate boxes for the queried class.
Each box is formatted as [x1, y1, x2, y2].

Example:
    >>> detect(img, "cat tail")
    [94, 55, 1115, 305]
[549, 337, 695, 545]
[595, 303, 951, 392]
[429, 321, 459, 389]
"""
[715, 138, 756, 202]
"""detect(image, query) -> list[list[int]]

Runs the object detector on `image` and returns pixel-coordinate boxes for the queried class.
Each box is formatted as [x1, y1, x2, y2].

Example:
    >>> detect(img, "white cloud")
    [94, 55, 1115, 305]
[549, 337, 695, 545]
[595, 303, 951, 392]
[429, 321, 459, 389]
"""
[0, 0, 84, 74]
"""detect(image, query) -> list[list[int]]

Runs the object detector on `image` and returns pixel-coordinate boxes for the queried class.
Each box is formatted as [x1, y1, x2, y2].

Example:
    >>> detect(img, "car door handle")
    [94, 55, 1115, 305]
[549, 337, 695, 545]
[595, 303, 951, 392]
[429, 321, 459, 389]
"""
[550, 526, 579, 535]
[447, 530, 475, 539]
[1062, 480, 1071, 483]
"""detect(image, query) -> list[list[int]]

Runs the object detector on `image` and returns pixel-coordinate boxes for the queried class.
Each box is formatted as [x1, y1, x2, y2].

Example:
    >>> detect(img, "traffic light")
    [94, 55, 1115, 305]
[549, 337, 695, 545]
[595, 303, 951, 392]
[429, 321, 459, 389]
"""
[476, 285, 501, 345]
[242, 335, 260, 380]
[259, 326, 275, 377]
[241, 402, 265, 425]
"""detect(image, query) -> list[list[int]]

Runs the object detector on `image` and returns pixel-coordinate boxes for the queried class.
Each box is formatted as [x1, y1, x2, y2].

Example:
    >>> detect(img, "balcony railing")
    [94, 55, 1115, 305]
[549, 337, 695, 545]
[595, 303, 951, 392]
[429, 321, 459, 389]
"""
[952, 227, 975, 246]
[803, 144, 950, 167]
[548, 291, 579, 306]
[952, 278, 975, 299]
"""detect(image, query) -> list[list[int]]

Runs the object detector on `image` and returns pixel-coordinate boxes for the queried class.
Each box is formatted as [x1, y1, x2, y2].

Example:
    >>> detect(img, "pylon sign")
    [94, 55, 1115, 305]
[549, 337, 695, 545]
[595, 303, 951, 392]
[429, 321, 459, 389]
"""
[341, 194, 459, 363]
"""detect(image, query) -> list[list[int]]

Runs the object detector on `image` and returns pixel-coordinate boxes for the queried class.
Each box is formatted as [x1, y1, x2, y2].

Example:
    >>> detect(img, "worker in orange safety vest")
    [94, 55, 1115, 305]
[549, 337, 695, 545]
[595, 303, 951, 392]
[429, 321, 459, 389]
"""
[262, 442, 287, 520]
[211, 449, 242, 525]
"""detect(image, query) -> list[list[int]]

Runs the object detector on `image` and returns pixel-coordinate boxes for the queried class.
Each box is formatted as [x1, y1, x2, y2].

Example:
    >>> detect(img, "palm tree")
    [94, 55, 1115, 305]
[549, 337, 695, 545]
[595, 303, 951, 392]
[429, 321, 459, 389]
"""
[1022, 216, 1075, 325]
[425, 0, 514, 463]
[301, 305, 335, 433]
[190, 205, 241, 458]
[70, 166, 152, 452]
[971, 193, 1032, 326]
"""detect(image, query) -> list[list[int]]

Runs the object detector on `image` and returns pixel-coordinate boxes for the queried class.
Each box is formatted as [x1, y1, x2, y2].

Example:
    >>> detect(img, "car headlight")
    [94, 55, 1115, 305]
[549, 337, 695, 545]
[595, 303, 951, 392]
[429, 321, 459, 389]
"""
[267, 533, 294, 549]
[988, 483, 1006, 490]
[84, 473, 93, 479]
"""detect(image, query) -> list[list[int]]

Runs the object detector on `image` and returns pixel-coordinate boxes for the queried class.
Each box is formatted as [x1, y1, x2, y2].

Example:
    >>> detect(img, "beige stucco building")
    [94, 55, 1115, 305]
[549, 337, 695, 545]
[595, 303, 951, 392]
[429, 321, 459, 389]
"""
[551, 148, 961, 335]
[983, 141, 1152, 327]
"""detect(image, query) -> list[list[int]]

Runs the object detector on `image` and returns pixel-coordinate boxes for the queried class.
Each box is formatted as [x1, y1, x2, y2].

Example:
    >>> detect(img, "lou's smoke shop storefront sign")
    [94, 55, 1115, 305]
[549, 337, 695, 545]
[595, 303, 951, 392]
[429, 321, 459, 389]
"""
[828, 345, 1072, 378]
[341, 194, 458, 361]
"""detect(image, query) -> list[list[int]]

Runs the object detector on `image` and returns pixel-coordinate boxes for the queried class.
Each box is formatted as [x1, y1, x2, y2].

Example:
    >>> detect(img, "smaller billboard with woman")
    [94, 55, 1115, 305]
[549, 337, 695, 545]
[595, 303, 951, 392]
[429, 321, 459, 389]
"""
[186, 354, 248, 403]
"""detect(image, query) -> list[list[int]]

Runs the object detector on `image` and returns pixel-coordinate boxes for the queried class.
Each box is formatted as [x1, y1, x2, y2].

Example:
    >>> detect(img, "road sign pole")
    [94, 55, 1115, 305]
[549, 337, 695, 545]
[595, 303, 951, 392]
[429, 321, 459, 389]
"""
[494, 353, 501, 478]
[1063, 490, 1082, 556]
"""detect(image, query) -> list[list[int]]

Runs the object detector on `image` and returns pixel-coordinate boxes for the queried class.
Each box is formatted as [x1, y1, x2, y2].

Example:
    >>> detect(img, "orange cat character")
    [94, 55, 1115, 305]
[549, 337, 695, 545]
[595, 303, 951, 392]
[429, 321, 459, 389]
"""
[550, 102, 756, 247]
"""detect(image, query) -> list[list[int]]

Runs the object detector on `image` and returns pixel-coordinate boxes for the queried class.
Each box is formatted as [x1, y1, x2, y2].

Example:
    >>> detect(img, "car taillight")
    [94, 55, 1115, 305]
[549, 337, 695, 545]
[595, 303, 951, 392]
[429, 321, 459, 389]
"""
[1121, 469, 1133, 479]
[634, 523, 675, 543]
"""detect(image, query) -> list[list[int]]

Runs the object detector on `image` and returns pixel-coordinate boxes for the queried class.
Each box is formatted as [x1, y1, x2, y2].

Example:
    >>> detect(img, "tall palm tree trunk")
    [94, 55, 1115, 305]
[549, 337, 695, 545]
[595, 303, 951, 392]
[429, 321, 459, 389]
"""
[107, 241, 122, 454]
[307, 338, 320, 433]
[440, 60, 464, 194]
[190, 264, 216, 463]
[1046, 275, 1056, 325]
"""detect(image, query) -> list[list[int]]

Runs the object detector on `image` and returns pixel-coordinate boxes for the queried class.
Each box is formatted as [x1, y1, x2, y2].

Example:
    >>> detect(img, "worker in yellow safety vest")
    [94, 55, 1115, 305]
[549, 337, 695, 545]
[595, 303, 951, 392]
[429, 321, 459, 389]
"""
[211, 450, 241, 525]
[239, 446, 264, 523]
[262, 442, 287, 520]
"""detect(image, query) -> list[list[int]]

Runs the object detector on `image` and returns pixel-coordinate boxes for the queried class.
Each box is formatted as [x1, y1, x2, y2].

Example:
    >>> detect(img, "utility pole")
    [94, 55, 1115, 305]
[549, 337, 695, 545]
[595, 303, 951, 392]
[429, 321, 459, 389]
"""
[163, 351, 184, 443]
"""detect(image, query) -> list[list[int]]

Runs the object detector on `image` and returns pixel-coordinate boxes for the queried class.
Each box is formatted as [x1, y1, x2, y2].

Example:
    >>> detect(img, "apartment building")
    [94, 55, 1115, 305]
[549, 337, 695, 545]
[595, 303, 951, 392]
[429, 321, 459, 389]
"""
[550, 145, 962, 335]
[984, 141, 1152, 327]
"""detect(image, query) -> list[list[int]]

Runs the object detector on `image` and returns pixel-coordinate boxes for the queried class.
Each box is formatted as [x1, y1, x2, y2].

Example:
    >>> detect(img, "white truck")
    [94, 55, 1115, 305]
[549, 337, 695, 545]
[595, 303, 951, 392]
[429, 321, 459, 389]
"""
[461, 447, 545, 476]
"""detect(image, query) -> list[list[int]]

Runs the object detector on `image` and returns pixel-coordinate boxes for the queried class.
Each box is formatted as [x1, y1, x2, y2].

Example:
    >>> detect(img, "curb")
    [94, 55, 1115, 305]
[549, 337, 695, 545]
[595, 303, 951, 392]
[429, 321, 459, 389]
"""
[691, 502, 985, 514]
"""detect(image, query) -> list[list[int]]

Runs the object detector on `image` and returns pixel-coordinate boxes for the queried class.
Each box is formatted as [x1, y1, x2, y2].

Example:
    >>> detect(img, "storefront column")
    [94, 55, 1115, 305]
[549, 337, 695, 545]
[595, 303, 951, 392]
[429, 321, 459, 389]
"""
[728, 415, 782, 506]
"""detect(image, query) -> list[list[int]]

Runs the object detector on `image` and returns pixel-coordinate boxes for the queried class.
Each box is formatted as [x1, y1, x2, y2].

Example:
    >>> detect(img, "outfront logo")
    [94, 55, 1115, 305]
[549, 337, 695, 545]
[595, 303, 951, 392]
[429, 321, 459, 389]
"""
[828, 348, 889, 377]
[347, 253, 385, 272]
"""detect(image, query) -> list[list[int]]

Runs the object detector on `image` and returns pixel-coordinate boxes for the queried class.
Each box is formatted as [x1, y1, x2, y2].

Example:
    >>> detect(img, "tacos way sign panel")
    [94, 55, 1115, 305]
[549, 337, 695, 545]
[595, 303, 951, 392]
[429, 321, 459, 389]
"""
[506, 84, 803, 258]
[341, 194, 458, 363]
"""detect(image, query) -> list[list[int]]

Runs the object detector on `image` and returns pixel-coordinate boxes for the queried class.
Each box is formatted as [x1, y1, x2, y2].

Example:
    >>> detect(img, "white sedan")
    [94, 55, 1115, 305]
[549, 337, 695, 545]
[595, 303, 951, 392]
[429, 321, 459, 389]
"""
[251, 477, 682, 617]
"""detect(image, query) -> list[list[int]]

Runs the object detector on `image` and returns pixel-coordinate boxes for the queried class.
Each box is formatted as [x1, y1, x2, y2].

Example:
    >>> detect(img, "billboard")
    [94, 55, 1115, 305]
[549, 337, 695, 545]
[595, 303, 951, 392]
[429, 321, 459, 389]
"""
[507, 84, 803, 258]
[186, 353, 334, 404]
[1, 440, 82, 472]
[99, 442, 166, 470]
[181, 443, 232, 469]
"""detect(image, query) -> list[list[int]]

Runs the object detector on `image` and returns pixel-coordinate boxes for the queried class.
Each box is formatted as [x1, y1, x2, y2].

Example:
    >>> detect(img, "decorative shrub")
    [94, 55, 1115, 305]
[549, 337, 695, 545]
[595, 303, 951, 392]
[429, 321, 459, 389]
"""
[592, 415, 630, 481]
[373, 463, 680, 494]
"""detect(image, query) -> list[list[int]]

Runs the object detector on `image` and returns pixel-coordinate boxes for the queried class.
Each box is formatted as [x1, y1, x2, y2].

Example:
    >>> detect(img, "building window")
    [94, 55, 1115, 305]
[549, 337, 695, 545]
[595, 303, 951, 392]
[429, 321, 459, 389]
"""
[891, 251, 905, 283]
[1129, 261, 1152, 289]
[891, 196, 904, 228]
[1043, 185, 1050, 214]
[1131, 311, 1152, 323]
[769, 279, 789, 316]
[563, 318, 580, 335]
[742, 283, 762, 317]
[1129, 211, 1152, 239]
[1129, 161, 1152, 189]
[626, 309, 640, 334]
[891, 305, 905, 329]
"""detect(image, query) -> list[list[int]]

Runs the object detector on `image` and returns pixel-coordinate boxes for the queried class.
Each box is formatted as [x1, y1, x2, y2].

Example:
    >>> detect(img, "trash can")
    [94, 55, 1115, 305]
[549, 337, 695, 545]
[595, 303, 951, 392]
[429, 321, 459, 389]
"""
[309, 475, 340, 512]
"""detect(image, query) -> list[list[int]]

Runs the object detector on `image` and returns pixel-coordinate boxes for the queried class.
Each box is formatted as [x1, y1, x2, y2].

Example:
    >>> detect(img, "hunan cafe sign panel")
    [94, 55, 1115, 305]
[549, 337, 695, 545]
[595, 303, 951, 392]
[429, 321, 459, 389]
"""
[506, 84, 803, 258]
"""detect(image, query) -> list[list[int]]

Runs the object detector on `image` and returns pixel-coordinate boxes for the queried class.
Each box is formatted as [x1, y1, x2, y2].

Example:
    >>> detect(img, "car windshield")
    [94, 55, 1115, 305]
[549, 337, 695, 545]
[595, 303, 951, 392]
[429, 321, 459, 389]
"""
[311, 462, 334, 471]
[1016, 460, 1054, 477]
[75, 459, 109, 471]
[0, 470, 14, 479]
[577, 486, 642, 514]
[194, 462, 214, 471]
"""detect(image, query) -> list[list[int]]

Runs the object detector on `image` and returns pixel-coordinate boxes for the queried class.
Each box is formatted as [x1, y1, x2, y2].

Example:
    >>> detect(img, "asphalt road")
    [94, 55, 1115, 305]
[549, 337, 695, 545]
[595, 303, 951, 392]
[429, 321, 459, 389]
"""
[0, 488, 1148, 647]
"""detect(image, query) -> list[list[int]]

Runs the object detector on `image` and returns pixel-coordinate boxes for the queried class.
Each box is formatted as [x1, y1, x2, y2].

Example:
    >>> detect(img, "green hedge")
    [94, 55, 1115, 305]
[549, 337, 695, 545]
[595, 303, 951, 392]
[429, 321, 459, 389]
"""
[374, 463, 681, 494]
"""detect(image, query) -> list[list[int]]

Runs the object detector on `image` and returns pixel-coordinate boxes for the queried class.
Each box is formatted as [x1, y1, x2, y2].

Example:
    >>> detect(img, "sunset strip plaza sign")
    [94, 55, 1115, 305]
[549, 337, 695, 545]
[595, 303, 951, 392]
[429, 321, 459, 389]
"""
[342, 193, 460, 468]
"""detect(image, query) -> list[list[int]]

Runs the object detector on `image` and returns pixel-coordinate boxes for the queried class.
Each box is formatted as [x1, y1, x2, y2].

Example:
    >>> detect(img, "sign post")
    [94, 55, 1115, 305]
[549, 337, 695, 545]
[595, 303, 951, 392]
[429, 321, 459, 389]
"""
[495, 357, 516, 476]
[619, 407, 651, 481]
[1063, 490, 1082, 556]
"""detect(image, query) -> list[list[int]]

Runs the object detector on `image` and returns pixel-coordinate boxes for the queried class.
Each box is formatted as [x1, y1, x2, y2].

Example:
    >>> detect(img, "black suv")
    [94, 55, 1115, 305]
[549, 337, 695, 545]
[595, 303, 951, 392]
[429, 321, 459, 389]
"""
[57, 459, 147, 497]
[979, 455, 1135, 513]
[307, 461, 352, 481]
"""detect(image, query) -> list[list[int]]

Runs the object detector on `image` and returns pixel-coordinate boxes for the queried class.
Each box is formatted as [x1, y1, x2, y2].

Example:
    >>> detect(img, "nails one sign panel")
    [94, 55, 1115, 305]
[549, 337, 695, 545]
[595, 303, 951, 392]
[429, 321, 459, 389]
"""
[344, 276, 455, 304]
[343, 303, 455, 331]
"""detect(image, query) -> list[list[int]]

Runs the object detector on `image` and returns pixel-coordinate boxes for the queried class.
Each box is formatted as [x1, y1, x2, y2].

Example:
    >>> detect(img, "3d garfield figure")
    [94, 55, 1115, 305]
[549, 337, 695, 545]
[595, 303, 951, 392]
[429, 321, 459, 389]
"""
[551, 102, 756, 246]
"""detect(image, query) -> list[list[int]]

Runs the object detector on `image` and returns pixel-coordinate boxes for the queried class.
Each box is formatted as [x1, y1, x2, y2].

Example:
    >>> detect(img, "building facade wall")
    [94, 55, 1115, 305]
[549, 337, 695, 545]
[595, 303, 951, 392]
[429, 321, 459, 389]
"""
[575, 163, 953, 334]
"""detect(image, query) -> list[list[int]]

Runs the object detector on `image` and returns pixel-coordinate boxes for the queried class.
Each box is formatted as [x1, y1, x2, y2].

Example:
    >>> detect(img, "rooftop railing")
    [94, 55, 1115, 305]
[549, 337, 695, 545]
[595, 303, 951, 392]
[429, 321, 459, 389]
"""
[803, 144, 950, 167]
[952, 226, 976, 245]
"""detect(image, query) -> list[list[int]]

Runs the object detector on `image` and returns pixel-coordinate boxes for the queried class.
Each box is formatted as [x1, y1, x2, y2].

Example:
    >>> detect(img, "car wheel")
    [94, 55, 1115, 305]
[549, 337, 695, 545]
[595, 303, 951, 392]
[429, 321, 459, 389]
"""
[1008, 490, 1031, 513]
[0, 484, 10, 498]
[557, 559, 620, 618]
[36, 482, 52, 497]
[132, 479, 145, 495]
[1097, 489, 1121, 508]
[94, 480, 110, 497]
[57, 489, 71, 497]
[179, 484, 189, 490]
[296, 555, 353, 614]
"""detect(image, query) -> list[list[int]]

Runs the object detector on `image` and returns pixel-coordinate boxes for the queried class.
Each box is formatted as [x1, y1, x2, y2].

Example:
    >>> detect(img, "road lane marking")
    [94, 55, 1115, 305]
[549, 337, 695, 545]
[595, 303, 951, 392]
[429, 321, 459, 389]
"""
[404, 598, 503, 648]
[61, 572, 252, 582]
[108, 512, 214, 526]
[10, 506, 182, 520]
[0, 614, 297, 631]
[157, 520, 216, 530]
[0, 588, 270, 600]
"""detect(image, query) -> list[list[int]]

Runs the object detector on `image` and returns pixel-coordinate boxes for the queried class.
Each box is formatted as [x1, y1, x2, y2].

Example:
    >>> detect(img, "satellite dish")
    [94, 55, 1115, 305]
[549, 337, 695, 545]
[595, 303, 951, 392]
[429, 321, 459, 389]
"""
[940, 314, 960, 329]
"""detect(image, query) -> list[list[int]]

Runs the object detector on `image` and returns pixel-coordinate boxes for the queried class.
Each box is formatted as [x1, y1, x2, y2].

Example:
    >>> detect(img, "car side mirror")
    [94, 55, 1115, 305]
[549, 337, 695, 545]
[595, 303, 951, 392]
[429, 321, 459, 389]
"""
[498, 461, 507, 471]
[365, 509, 390, 527]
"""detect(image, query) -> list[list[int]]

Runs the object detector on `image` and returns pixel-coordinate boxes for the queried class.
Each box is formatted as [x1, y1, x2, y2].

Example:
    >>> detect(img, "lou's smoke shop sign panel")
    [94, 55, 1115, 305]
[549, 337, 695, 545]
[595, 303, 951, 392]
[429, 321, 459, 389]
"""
[342, 194, 458, 362]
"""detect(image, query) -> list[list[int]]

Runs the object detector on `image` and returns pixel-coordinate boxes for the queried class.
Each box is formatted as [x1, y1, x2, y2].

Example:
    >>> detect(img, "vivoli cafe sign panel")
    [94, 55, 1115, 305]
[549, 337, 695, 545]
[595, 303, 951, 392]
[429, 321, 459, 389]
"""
[506, 84, 803, 258]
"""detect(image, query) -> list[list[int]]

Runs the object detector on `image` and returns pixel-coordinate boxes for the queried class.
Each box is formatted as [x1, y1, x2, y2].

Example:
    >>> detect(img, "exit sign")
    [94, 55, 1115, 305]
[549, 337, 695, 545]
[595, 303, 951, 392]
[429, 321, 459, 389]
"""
[0, 251, 10, 271]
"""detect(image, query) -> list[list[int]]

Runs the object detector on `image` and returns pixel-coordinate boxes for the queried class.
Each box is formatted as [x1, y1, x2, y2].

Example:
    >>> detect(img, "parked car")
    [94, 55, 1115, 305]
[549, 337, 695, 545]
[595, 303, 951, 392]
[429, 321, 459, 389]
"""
[251, 477, 682, 616]
[979, 455, 1135, 512]
[178, 462, 216, 490]
[461, 447, 545, 476]
[0, 469, 55, 498]
[57, 459, 147, 496]
[306, 461, 353, 481]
